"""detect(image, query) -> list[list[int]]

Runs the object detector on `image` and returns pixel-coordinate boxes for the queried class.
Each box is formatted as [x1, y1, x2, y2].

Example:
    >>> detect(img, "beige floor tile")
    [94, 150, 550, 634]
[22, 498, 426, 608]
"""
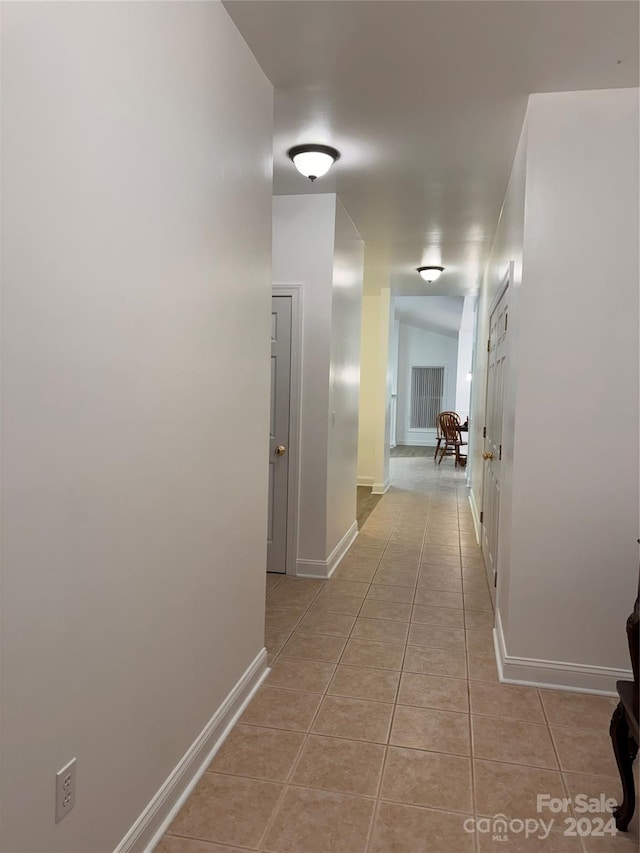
[359, 598, 412, 621]
[403, 645, 468, 679]
[381, 746, 473, 813]
[465, 609, 495, 630]
[267, 658, 336, 693]
[411, 604, 465, 628]
[168, 773, 282, 848]
[241, 686, 321, 731]
[466, 628, 495, 655]
[398, 672, 469, 712]
[291, 734, 385, 796]
[469, 682, 545, 723]
[390, 705, 470, 755]
[331, 564, 377, 583]
[208, 724, 303, 781]
[420, 555, 462, 568]
[265, 627, 291, 657]
[373, 568, 419, 588]
[328, 664, 400, 703]
[322, 580, 369, 598]
[474, 758, 566, 818]
[267, 585, 320, 610]
[472, 716, 558, 769]
[408, 622, 466, 651]
[266, 573, 284, 593]
[369, 801, 475, 853]
[265, 608, 304, 633]
[463, 565, 487, 580]
[384, 544, 422, 560]
[351, 617, 409, 644]
[463, 577, 491, 595]
[262, 786, 375, 853]
[539, 689, 617, 730]
[421, 545, 461, 559]
[582, 836, 639, 852]
[468, 652, 499, 683]
[551, 726, 619, 777]
[464, 593, 493, 612]
[413, 588, 463, 609]
[308, 592, 364, 616]
[461, 554, 485, 568]
[157, 837, 247, 853]
[341, 638, 405, 670]
[366, 584, 415, 603]
[417, 573, 463, 593]
[312, 694, 394, 743]
[295, 611, 356, 637]
[280, 632, 346, 663]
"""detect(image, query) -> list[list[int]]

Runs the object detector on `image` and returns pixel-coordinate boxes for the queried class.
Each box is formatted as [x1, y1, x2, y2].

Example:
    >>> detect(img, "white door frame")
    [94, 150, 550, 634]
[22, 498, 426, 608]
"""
[272, 284, 303, 576]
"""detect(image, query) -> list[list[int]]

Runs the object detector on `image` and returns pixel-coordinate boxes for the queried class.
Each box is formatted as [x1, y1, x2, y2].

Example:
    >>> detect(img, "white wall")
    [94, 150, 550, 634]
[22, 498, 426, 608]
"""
[472, 88, 639, 692]
[396, 323, 459, 446]
[1, 4, 273, 852]
[507, 88, 639, 680]
[272, 195, 335, 564]
[454, 296, 476, 422]
[326, 200, 365, 553]
[469, 116, 528, 623]
[272, 194, 363, 569]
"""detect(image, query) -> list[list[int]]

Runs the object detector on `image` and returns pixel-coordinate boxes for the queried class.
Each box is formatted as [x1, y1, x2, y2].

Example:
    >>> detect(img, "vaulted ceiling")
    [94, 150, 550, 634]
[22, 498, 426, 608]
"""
[225, 0, 638, 309]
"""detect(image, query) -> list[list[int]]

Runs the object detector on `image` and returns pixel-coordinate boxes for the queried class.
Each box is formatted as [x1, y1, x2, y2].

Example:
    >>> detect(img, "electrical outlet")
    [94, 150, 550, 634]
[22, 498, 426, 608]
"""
[55, 758, 76, 823]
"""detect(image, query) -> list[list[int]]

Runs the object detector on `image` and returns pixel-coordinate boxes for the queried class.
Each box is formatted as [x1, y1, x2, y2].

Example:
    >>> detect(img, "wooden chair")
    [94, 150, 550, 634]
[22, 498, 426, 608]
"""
[437, 411, 468, 468]
[433, 411, 456, 460]
[609, 565, 639, 832]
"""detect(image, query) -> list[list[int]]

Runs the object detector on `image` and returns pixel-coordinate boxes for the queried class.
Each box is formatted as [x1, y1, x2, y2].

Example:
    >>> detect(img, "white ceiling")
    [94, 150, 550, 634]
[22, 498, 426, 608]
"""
[394, 295, 464, 338]
[225, 0, 639, 301]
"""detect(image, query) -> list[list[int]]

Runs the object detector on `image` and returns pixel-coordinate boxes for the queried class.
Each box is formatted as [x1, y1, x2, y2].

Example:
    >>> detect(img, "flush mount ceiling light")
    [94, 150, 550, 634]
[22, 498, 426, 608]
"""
[287, 144, 341, 182]
[417, 265, 445, 283]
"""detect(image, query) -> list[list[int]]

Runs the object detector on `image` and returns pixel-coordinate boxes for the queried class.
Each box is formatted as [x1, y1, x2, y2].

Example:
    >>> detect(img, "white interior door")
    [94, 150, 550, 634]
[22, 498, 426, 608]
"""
[481, 284, 509, 598]
[268, 296, 292, 573]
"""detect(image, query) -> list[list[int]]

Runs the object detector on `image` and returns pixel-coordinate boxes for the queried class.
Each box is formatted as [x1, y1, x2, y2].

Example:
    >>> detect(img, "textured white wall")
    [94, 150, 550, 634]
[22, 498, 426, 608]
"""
[272, 194, 336, 563]
[396, 324, 459, 445]
[1, 4, 273, 851]
[326, 199, 364, 553]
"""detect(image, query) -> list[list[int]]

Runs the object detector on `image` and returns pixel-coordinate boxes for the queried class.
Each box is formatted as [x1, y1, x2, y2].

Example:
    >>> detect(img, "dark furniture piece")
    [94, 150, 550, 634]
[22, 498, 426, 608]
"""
[609, 567, 639, 831]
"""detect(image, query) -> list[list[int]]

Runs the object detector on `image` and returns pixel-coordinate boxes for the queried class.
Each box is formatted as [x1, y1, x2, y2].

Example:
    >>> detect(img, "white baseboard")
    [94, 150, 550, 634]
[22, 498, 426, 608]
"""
[296, 521, 359, 579]
[493, 610, 629, 696]
[115, 648, 269, 853]
[372, 478, 391, 495]
[357, 476, 374, 488]
[468, 489, 481, 544]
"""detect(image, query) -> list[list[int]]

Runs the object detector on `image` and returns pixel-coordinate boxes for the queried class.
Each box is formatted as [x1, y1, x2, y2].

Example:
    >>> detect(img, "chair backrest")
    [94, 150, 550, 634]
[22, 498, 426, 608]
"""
[438, 411, 460, 442]
[436, 411, 457, 438]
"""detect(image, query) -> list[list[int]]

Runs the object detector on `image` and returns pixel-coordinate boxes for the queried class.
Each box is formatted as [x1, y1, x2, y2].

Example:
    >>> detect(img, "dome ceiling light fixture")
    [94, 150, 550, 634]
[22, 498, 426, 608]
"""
[417, 265, 445, 283]
[287, 144, 341, 182]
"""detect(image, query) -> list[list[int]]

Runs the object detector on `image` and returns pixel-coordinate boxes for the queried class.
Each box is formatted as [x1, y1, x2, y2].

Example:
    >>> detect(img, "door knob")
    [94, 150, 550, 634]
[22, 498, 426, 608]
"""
[275, 445, 287, 456]
[482, 451, 494, 460]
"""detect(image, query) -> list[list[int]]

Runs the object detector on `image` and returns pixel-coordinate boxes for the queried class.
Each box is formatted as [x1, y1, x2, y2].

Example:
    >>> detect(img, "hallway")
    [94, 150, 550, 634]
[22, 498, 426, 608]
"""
[158, 459, 633, 853]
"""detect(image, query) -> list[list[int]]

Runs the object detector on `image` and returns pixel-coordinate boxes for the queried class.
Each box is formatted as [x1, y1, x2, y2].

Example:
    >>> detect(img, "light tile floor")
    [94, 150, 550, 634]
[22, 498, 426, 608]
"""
[158, 458, 638, 852]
